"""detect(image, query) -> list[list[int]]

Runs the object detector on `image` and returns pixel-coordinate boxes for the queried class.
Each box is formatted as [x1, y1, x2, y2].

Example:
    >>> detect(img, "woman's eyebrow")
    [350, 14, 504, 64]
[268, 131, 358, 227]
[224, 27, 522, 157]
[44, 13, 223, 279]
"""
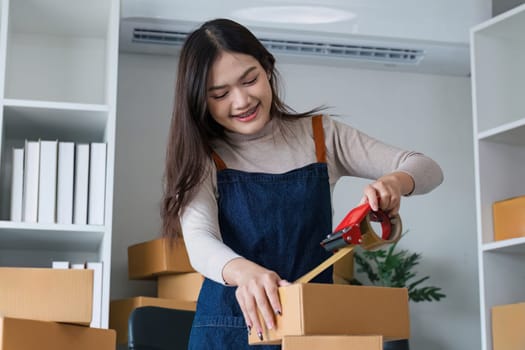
[207, 66, 258, 92]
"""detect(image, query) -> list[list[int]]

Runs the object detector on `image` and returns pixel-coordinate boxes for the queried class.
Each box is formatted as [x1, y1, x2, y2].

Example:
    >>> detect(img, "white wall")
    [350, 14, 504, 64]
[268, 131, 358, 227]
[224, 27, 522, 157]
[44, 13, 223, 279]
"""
[112, 53, 178, 297]
[113, 52, 480, 349]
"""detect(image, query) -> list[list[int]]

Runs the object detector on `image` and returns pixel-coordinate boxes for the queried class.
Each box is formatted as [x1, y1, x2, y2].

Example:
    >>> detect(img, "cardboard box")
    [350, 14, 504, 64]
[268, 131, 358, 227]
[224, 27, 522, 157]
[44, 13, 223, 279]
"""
[0, 267, 93, 325]
[282, 335, 382, 350]
[0, 316, 115, 350]
[492, 302, 525, 349]
[248, 283, 409, 345]
[109, 296, 196, 344]
[128, 238, 194, 279]
[157, 272, 204, 301]
[493, 195, 525, 241]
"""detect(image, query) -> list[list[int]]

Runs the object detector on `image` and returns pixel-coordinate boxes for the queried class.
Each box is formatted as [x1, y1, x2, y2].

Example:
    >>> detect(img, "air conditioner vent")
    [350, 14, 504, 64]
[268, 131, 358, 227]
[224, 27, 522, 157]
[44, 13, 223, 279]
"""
[132, 28, 424, 65]
[133, 28, 188, 46]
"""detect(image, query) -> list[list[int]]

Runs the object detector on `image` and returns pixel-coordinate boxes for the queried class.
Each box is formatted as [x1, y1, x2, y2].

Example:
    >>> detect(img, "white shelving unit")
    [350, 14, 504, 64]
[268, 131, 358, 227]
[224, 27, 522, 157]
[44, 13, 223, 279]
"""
[0, 0, 119, 328]
[471, 4, 525, 349]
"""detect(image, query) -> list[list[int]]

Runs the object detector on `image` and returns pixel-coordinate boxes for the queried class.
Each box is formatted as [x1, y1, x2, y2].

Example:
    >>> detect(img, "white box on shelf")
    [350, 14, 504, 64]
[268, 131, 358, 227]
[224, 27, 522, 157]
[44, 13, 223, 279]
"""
[88, 143, 107, 225]
[71, 263, 87, 269]
[51, 261, 70, 269]
[22, 140, 40, 223]
[38, 140, 58, 224]
[57, 142, 75, 224]
[10, 148, 24, 222]
[73, 144, 90, 225]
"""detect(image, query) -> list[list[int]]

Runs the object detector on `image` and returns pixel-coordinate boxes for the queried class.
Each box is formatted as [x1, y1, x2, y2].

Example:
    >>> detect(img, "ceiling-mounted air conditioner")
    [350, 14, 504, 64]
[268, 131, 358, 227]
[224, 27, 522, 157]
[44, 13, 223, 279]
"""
[130, 26, 425, 65]
[120, 17, 470, 76]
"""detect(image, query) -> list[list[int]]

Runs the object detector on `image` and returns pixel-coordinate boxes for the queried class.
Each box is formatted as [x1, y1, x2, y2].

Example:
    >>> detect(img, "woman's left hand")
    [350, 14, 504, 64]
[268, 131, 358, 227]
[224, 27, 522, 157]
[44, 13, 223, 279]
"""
[359, 171, 414, 217]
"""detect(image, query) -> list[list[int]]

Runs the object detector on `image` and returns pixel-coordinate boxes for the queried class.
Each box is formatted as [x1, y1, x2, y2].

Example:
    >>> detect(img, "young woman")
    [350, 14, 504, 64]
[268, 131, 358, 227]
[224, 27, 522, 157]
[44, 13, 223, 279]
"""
[162, 18, 443, 349]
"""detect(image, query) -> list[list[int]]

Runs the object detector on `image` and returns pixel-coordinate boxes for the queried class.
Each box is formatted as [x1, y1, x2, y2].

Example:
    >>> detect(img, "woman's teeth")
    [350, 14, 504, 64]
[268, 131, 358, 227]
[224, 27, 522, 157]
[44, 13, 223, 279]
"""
[236, 107, 256, 118]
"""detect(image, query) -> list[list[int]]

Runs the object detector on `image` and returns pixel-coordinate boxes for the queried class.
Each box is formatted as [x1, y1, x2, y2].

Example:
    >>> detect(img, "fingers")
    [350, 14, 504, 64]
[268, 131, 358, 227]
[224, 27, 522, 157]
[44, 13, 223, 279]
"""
[361, 179, 401, 216]
[235, 272, 286, 340]
[236, 286, 267, 340]
[279, 279, 291, 287]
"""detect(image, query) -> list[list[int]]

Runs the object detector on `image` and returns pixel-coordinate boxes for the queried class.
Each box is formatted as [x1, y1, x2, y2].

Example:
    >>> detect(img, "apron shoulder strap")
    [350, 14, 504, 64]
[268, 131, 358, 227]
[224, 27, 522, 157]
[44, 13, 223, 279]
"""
[211, 151, 227, 171]
[312, 115, 326, 163]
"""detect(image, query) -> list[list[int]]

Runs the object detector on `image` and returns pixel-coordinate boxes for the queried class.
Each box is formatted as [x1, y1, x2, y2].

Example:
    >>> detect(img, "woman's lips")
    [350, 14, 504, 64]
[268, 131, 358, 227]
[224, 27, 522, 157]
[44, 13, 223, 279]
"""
[232, 105, 258, 122]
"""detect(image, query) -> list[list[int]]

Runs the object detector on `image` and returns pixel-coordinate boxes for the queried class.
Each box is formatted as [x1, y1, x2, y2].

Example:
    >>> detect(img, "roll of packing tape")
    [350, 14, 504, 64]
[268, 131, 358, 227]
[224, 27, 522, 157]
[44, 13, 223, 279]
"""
[297, 205, 402, 284]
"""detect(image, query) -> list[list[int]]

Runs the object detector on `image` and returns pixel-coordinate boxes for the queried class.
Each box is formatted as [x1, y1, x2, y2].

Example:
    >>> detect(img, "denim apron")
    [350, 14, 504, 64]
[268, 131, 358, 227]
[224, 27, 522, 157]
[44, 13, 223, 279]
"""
[188, 116, 332, 350]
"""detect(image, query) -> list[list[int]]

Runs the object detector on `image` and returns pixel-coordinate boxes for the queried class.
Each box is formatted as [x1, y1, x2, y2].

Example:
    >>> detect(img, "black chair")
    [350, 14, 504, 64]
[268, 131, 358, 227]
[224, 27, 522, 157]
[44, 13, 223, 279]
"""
[128, 306, 195, 350]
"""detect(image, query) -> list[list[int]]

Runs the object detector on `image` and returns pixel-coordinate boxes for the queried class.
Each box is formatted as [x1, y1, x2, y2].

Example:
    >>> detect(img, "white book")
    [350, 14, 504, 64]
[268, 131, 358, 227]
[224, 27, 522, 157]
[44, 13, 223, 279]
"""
[10, 148, 24, 222]
[73, 144, 90, 225]
[57, 142, 75, 224]
[22, 140, 40, 223]
[87, 261, 103, 328]
[38, 140, 58, 223]
[51, 261, 70, 269]
[88, 142, 107, 225]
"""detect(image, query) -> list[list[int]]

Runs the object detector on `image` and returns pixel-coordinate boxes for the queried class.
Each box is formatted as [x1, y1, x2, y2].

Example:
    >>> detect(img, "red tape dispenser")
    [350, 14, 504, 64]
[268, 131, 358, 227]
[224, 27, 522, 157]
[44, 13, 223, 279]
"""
[321, 202, 402, 252]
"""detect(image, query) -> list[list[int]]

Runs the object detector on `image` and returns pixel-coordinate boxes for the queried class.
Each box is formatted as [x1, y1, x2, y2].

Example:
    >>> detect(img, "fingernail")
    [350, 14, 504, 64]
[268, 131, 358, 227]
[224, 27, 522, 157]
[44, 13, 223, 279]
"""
[275, 309, 282, 316]
[247, 325, 251, 335]
[258, 331, 263, 341]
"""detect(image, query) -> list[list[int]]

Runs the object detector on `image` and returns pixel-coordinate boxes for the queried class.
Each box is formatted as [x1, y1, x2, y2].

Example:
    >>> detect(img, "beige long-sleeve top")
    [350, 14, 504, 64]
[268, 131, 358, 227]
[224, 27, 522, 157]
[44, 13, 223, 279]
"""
[180, 115, 443, 284]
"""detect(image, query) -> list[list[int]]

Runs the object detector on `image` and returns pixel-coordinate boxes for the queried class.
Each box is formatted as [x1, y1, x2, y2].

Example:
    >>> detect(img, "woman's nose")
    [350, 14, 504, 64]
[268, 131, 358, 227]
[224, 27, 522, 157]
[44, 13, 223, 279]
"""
[231, 87, 250, 109]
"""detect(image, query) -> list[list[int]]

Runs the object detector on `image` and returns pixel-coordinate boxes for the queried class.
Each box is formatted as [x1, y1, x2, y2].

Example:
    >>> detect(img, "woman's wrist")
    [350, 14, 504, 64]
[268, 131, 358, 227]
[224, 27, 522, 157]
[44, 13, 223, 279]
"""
[381, 171, 414, 196]
[222, 257, 251, 286]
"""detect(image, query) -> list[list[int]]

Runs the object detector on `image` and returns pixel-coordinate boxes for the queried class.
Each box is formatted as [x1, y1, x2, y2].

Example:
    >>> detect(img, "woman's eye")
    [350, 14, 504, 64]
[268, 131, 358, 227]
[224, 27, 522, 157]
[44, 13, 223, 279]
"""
[243, 76, 258, 85]
[212, 91, 228, 99]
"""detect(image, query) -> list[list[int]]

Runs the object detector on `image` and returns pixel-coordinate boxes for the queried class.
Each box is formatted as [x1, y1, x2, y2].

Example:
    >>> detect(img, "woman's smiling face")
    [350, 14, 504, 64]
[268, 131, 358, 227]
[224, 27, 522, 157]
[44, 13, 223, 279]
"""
[206, 51, 272, 135]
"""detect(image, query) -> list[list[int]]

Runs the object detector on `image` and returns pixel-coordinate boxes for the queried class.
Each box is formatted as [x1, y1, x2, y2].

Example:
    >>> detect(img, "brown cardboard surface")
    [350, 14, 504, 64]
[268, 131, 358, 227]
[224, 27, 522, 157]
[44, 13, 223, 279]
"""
[248, 283, 409, 345]
[282, 335, 383, 349]
[492, 302, 525, 349]
[493, 195, 525, 241]
[0, 267, 93, 325]
[0, 316, 115, 350]
[109, 296, 196, 344]
[157, 272, 204, 301]
[128, 238, 194, 279]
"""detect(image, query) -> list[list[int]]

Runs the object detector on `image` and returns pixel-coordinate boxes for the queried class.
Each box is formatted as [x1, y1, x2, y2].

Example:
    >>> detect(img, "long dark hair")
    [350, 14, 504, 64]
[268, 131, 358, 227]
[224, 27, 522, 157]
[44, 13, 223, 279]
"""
[162, 18, 323, 238]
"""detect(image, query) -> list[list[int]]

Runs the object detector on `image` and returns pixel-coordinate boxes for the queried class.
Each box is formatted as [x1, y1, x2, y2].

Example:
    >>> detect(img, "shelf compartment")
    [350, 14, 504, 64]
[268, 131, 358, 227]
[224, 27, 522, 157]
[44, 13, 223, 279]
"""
[4, 0, 111, 104]
[477, 140, 525, 244]
[0, 101, 109, 221]
[480, 251, 525, 349]
[471, 7, 525, 134]
[0, 220, 104, 251]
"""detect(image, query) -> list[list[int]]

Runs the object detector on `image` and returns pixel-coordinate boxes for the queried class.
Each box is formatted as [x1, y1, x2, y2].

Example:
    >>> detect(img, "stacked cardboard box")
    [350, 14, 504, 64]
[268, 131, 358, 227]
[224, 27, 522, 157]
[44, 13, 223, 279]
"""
[493, 195, 525, 241]
[114, 237, 409, 348]
[282, 335, 382, 350]
[110, 237, 200, 344]
[248, 283, 410, 345]
[0, 267, 115, 349]
[492, 302, 525, 349]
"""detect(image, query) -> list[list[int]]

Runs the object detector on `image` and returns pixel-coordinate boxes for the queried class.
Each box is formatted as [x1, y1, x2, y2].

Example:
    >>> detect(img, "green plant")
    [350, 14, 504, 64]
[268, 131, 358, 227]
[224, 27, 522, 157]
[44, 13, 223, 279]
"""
[351, 233, 446, 302]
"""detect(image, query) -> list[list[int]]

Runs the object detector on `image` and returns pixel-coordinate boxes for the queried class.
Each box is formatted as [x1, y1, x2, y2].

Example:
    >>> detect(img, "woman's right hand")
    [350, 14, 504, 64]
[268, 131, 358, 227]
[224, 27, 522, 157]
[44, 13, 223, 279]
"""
[222, 257, 290, 340]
